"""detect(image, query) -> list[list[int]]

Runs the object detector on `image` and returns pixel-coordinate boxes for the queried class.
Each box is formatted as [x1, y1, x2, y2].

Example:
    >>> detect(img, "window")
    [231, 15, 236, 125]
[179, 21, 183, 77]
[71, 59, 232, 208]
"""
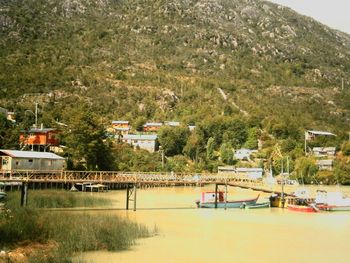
[28, 159, 33, 163]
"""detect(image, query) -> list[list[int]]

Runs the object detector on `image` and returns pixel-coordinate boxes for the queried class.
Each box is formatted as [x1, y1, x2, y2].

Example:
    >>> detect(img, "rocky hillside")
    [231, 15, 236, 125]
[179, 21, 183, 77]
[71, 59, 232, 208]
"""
[0, 0, 349, 134]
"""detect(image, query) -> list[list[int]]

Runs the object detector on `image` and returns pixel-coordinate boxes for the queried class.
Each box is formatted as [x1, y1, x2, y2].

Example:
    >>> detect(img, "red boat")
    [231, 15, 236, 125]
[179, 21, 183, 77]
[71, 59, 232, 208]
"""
[287, 204, 318, 213]
[286, 197, 318, 213]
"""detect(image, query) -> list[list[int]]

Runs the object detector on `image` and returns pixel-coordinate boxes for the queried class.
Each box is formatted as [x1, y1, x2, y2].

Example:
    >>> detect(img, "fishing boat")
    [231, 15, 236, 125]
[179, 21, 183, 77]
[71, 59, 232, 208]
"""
[241, 201, 270, 209]
[195, 191, 259, 208]
[286, 198, 318, 213]
[0, 183, 6, 200]
[315, 190, 350, 211]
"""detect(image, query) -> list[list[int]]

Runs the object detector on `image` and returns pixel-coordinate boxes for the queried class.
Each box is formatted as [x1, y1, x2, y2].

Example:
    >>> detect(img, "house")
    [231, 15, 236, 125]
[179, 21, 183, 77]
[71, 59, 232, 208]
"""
[234, 148, 258, 161]
[164, 121, 180, 127]
[0, 107, 15, 122]
[0, 149, 65, 172]
[188, 125, 196, 131]
[312, 147, 336, 158]
[121, 134, 158, 153]
[112, 120, 131, 134]
[305, 130, 336, 141]
[218, 166, 263, 180]
[20, 127, 60, 151]
[236, 168, 263, 180]
[316, 159, 333, 171]
[143, 122, 163, 132]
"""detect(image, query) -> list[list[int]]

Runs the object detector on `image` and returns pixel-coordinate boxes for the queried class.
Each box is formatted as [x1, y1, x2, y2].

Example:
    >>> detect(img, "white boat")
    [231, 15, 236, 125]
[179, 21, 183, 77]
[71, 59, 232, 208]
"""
[315, 190, 350, 211]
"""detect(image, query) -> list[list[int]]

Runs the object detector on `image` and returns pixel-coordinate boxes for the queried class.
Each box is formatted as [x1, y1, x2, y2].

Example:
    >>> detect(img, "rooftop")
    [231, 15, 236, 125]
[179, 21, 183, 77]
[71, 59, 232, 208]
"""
[122, 134, 157, 140]
[0, 149, 65, 160]
[112, 120, 129, 124]
[144, 122, 163, 126]
[307, 130, 336, 136]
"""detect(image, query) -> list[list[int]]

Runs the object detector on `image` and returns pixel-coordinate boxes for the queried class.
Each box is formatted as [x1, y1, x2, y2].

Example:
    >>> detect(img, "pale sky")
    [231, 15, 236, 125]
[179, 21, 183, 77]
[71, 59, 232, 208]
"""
[267, 0, 350, 34]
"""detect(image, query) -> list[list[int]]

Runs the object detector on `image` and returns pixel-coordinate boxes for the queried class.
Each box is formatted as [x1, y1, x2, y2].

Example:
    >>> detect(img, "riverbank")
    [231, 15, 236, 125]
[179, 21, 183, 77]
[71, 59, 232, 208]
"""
[0, 190, 155, 262]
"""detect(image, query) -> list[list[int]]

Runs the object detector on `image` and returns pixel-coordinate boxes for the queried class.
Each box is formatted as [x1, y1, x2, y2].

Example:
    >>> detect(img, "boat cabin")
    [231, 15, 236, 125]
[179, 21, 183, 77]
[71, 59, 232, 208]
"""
[200, 191, 224, 203]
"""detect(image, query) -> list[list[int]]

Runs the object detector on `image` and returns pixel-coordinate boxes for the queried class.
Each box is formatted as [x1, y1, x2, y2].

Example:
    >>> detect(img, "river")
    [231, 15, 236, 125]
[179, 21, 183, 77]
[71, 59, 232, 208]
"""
[75, 185, 350, 263]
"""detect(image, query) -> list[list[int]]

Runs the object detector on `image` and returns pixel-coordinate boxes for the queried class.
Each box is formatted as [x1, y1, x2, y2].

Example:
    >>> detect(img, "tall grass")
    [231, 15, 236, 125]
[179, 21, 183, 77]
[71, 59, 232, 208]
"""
[0, 191, 155, 262]
[5, 190, 113, 208]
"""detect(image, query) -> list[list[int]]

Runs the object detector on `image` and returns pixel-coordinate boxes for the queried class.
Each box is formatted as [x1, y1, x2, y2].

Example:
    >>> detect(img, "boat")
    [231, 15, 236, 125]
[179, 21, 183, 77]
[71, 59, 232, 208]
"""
[85, 183, 108, 192]
[241, 201, 270, 209]
[195, 191, 259, 208]
[0, 183, 6, 200]
[286, 198, 318, 213]
[315, 190, 350, 211]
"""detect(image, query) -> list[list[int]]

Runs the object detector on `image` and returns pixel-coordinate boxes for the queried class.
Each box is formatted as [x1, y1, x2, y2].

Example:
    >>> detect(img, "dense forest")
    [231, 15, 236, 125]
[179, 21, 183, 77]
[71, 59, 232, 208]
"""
[0, 0, 350, 184]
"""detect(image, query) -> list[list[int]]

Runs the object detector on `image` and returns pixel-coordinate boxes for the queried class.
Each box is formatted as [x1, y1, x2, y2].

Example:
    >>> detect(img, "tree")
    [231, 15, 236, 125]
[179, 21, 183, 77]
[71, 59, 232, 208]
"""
[294, 157, 318, 184]
[244, 127, 259, 149]
[206, 137, 215, 160]
[220, 143, 234, 165]
[62, 106, 115, 170]
[0, 115, 19, 149]
[158, 126, 190, 156]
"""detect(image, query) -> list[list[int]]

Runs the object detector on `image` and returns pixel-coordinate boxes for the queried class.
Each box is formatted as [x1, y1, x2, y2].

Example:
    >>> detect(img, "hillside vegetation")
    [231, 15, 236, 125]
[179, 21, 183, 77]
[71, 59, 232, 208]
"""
[0, 0, 350, 183]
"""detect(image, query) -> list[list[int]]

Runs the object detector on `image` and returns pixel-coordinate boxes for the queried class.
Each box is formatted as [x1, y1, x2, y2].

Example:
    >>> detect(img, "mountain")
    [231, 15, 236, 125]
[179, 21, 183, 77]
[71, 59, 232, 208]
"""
[1, 0, 350, 134]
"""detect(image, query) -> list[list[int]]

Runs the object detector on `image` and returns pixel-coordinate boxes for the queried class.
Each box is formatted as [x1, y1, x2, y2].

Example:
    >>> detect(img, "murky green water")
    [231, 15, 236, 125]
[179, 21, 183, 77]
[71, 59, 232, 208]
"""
[75, 185, 350, 263]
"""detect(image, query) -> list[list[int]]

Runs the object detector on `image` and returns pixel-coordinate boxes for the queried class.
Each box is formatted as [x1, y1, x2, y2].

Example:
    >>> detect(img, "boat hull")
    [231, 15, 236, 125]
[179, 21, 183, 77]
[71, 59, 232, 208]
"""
[287, 204, 317, 213]
[196, 196, 259, 208]
[244, 202, 270, 209]
[0, 192, 6, 200]
[317, 204, 350, 211]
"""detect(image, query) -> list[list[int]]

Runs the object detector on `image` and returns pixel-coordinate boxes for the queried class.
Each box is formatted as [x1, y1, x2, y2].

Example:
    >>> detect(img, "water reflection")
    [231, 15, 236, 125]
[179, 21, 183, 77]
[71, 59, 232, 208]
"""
[75, 185, 350, 263]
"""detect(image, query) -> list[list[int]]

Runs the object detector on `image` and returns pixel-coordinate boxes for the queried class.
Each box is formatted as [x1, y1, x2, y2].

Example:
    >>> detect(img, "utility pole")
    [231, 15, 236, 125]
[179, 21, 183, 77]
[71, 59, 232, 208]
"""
[35, 102, 38, 129]
[342, 78, 344, 91]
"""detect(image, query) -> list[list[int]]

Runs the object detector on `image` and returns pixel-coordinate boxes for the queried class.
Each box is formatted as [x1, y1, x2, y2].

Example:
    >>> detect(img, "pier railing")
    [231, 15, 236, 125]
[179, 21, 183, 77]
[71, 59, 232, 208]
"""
[0, 170, 260, 185]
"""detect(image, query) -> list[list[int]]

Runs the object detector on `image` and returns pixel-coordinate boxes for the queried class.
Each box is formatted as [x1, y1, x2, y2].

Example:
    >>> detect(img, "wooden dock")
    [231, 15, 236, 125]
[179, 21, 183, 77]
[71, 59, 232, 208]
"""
[0, 170, 295, 209]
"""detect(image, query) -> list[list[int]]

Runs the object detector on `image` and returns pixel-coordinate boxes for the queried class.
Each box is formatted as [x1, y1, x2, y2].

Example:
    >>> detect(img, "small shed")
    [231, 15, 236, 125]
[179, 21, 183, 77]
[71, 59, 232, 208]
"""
[0, 150, 65, 171]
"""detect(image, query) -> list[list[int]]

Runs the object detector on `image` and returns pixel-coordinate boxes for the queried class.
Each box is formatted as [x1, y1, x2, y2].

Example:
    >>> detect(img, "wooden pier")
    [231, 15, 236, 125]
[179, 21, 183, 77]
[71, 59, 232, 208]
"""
[0, 170, 294, 210]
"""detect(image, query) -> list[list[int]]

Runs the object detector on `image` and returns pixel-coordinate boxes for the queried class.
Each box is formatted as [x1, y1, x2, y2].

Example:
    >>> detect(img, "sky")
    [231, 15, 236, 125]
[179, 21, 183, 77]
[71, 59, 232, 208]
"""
[267, 0, 350, 34]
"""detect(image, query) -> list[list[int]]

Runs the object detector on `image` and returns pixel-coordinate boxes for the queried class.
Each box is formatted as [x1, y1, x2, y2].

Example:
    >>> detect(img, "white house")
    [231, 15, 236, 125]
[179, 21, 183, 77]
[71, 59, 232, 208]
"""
[121, 134, 157, 153]
[234, 148, 257, 161]
[316, 159, 333, 171]
[312, 147, 336, 158]
[0, 149, 65, 171]
[218, 166, 263, 180]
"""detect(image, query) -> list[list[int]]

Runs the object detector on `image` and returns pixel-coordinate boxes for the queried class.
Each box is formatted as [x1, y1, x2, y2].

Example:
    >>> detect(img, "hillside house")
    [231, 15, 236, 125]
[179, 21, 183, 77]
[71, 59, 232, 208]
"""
[0, 149, 65, 172]
[236, 167, 263, 180]
[218, 166, 263, 180]
[164, 121, 180, 127]
[143, 122, 163, 132]
[112, 120, 131, 134]
[121, 134, 157, 152]
[234, 148, 258, 161]
[188, 125, 196, 131]
[20, 127, 60, 151]
[0, 107, 15, 122]
[305, 130, 336, 141]
[312, 147, 336, 158]
[316, 159, 333, 171]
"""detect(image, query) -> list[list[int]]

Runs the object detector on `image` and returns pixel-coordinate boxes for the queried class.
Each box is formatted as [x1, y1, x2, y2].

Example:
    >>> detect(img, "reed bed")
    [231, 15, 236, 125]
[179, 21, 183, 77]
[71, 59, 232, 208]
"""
[0, 190, 155, 262]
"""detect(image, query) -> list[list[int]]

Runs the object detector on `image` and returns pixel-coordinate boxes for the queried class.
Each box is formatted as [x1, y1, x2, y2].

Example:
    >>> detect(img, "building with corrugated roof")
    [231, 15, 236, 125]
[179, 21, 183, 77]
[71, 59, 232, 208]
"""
[143, 122, 163, 132]
[112, 120, 131, 134]
[0, 149, 65, 171]
[121, 134, 158, 152]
